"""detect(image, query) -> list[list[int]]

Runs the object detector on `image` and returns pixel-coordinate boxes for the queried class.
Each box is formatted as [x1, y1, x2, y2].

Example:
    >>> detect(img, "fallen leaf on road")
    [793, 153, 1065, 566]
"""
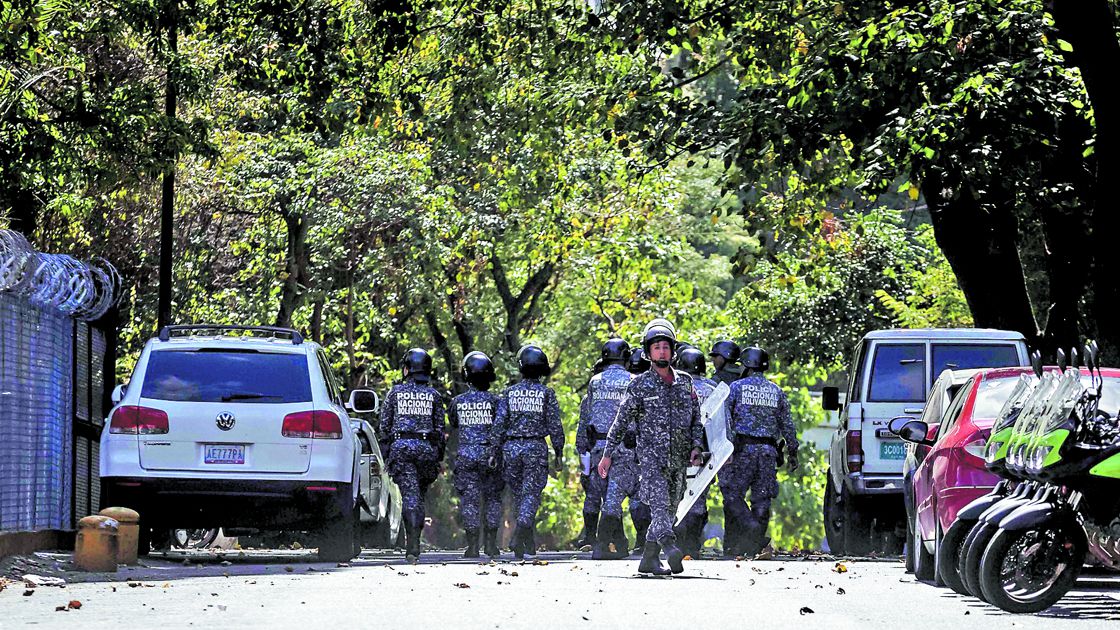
[532, 560, 548, 566]
[477, 571, 490, 575]
[454, 583, 470, 589]
[284, 566, 294, 573]
[220, 561, 231, 566]
[23, 590, 34, 597]
[510, 572, 519, 577]
[55, 606, 68, 612]
[68, 600, 82, 610]
[336, 563, 350, 568]
[128, 582, 142, 588]
[683, 556, 693, 561]
[291, 542, 303, 550]
[569, 566, 581, 571]
[815, 585, 823, 589]
[800, 607, 814, 615]
[836, 588, 846, 595]
[833, 562, 848, 573]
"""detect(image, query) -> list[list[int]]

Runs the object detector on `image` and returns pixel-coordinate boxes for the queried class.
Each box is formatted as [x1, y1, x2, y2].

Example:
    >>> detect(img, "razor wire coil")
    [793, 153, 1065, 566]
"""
[0, 229, 120, 320]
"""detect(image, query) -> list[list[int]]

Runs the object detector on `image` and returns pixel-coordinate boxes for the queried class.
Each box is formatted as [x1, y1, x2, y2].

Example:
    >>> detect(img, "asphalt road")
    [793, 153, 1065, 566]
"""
[3, 549, 1119, 628]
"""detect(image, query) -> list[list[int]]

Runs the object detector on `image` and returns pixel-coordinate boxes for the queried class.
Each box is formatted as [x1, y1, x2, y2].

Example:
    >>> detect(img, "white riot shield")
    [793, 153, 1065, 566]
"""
[676, 382, 733, 525]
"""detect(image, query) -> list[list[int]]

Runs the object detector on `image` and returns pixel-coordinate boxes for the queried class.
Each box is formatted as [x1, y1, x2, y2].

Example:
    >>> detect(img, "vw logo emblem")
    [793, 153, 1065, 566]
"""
[216, 412, 236, 431]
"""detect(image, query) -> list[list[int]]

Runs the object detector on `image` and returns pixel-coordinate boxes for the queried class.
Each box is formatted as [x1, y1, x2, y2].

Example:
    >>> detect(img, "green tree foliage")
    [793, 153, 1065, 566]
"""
[2, 0, 999, 550]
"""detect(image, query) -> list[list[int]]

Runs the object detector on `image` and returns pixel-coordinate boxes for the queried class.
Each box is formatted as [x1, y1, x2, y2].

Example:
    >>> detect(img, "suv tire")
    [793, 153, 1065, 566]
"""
[318, 503, 359, 563]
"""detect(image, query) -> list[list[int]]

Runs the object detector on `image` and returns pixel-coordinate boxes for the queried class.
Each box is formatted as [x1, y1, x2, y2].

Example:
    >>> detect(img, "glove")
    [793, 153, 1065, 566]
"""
[689, 448, 704, 467]
[787, 450, 799, 473]
[550, 451, 563, 478]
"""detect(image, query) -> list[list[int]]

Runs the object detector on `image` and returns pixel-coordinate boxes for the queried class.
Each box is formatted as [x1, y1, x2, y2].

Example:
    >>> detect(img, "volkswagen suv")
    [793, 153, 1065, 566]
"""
[100, 325, 378, 562]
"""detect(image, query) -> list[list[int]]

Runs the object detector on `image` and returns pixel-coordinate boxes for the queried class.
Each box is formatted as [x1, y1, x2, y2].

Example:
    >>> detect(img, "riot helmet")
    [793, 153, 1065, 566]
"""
[708, 340, 742, 363]
[601, 338, 631, 365]
[642, 324, 677, 368]
[461, 351, 497, 390]
[741, 346, 770, 373]
[627, 348, 651, 374]
[517, 344, 552, 379]
[402, 348, 433, 382]
[677, 347, 707, 377]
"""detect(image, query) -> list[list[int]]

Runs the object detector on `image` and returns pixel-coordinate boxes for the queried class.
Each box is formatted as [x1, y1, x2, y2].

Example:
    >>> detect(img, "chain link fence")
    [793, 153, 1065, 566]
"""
[0, 230, 119, 532]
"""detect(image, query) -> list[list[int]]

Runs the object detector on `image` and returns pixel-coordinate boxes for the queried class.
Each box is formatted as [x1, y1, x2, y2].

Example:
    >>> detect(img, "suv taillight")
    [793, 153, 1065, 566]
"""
[109, 406, 169, 434]
[846, 430, 864, 473]
[282, 411, 343, 440]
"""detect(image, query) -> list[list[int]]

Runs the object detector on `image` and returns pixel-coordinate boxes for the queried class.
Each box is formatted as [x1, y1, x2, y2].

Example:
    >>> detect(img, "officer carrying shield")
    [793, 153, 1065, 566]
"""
[449, 351, 503, 558]
[674, 347, 718, 558]
[380, 348, 447, 563]
[719, 346, 798, 557]
[491, 345, 564, 560]
[599, 323, 704, 575]
[576, 338, 632, 550]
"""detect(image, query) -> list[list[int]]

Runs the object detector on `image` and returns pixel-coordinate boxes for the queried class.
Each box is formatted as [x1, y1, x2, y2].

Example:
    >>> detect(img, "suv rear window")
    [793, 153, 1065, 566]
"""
[932, 344, 1019, 376]
[141, 350, 312, 403]
[868, 344, 926, 402]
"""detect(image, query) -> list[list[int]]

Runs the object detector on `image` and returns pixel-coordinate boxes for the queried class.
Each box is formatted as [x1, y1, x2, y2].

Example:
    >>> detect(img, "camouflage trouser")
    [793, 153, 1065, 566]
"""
[640, 464, 687, 546]
[602, 456, 646, 521]
[388, 438, 440, 515]
[502, 439, 549, 528]
[581, 447, 608, 515]
[453, 445, 504, 531]
[718, 444, 779, 534]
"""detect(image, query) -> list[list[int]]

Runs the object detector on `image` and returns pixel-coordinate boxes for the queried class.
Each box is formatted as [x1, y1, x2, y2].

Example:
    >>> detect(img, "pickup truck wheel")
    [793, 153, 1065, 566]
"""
[369, 504, 393, 549]
[840, 486, 871, 556]
[318, 504, 359, 563]
[824, 474, 846, 555]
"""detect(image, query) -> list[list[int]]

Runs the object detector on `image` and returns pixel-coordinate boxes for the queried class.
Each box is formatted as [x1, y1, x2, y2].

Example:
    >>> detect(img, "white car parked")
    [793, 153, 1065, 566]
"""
[100, 325, 380, 562]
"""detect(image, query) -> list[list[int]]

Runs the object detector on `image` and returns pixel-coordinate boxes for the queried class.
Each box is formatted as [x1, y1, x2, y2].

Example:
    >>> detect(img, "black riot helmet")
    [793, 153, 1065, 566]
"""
[461, 351, 497, 390]
[741, 346, 770, 373]
[402, 348, 433, 382]
[627, 348, 651, 374]
[517, 344, 552, 379]
[642, 324, 677, 368]
[601, 338, 631, 365]
[709, 340, 742, 363]
[677, 347, 707, 377]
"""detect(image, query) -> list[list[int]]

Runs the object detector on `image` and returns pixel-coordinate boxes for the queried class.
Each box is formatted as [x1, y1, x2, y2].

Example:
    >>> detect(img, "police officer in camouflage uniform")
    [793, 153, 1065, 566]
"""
[491, 345, 564, 560]
[449, 351, 503, 559]
[709, 340, 743, 386]
[576, 338, 631, 550]
[674, 347, 718, 558]
[380, 348, 447, 563]
[719, 347, 798, 557]
[599, 324, 704, 575]
[621, 346, 653, 554]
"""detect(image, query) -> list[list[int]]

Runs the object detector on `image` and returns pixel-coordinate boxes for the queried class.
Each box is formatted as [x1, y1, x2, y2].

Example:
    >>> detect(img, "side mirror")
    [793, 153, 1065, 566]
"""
[822, 386, 840, 411]
[898, 419, 933, 446]
[348, 389, 379, 414]
[111, 384, 126, 405]
[1056, 348, 1067, 372]
[888, 415, 916, 435]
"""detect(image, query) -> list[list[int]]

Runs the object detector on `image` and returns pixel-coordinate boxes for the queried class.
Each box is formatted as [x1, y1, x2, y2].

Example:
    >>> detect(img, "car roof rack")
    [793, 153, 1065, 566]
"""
[158, 325, 304, 345]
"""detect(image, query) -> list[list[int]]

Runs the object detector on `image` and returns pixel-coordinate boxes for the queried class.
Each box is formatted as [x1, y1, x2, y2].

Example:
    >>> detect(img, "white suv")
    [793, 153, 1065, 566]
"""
[100, 325, 379, 562]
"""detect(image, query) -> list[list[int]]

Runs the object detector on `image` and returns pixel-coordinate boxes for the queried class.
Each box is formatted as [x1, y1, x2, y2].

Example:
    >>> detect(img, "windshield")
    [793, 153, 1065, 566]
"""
[971, 376, 1026, 422]
[141, 350, 312, 403]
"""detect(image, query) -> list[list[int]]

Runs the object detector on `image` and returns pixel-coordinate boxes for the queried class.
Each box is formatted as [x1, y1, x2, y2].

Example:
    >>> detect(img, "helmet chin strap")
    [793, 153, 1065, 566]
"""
[652, 359, 671, 368]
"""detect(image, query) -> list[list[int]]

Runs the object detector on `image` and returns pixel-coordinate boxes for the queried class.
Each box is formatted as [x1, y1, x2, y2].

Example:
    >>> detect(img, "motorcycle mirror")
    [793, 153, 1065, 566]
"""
[1056, 348, 1067, 372]
[1070, 347, 1080, 370]
[1031, 349, 1043, 378]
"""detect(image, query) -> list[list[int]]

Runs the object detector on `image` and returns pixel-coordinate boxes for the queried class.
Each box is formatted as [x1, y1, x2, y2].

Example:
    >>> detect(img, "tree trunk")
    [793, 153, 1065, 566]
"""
[275, 207, 308, 328]
[490, 253, 555, 356]
[923, 172, 1039, 343]
[1052, 0, 1120, 362]
[157, 0, 179, 331]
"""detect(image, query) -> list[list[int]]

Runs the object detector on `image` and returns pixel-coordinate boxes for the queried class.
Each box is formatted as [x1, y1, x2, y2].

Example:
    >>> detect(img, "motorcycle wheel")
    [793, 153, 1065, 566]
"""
[170, 528, 220, 550]
[937, 518, 974, 595]
[977, 524, 1085, 614]
[962, 521, 999, 599]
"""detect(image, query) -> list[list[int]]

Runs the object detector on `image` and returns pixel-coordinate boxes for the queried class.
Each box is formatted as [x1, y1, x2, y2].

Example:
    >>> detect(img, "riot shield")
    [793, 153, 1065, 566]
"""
[676, 381, 733, 525]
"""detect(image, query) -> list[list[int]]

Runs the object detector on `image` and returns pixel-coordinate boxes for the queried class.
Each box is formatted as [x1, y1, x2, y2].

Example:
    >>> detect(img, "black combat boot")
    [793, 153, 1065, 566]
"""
[522, 524, 538, 560]
[592, 516, 627, 560]
[723, 519, 741, 558]
[663, 540, 685, 574]
[511, 525, 526, 560]
[637, 541, 670, 576]
[484, 527, 500, 558]
[633, 517, 650, 555]
[404, 511, 422, 564]
[463, 528, 480, 559]
[577, 512, 599, 550]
